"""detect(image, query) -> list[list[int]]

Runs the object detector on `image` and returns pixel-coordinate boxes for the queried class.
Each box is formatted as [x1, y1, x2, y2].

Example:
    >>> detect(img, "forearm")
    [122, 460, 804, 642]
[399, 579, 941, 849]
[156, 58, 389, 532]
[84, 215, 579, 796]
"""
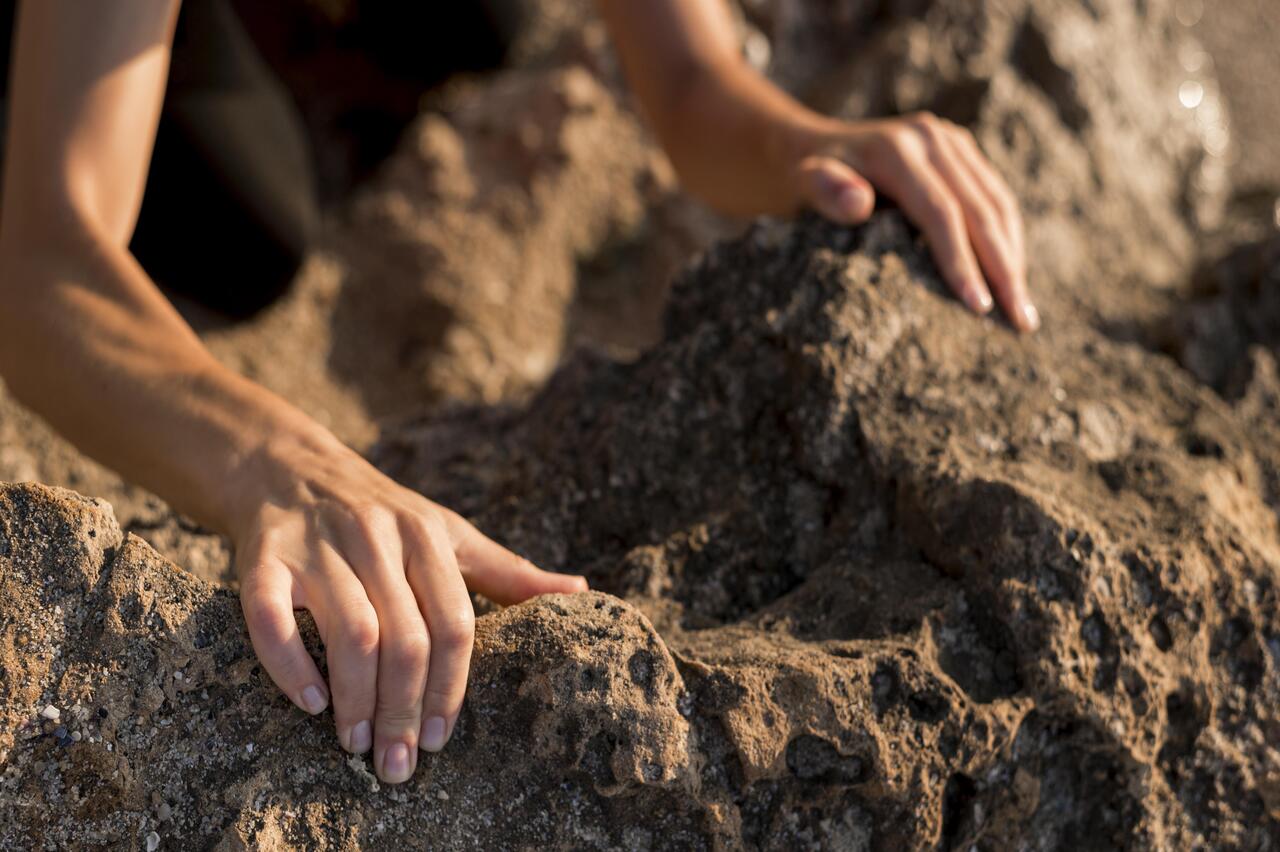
[656, 62, 834, 216]
[0, 224, 337, 538]
[596, 0, 833, 217]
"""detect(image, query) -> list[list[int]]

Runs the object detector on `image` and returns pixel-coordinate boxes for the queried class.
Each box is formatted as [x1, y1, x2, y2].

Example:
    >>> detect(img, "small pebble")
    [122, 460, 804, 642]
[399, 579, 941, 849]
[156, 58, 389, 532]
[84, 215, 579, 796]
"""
[158, 802, 172, 822]
[245, 743, 254, 754]
[53, 725, 67, 740]
[437, 790, 449, 801]
[40, 705, 61, 721]
[71, 730, 82, 742]
[145, 831, 160, 851]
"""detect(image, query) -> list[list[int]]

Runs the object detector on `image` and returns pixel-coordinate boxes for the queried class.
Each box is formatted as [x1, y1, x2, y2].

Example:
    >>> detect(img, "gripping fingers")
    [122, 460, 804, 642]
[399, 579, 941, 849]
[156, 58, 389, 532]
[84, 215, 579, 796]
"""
[923, 121, 1031, 330]
[944, 126, 1038, 331]
[309, 543, 380, 755]
[891, 154, 993, 315]
[239, 559, 329, 717]
[404, 516, 475, 752]
[340, 511, 429, 784]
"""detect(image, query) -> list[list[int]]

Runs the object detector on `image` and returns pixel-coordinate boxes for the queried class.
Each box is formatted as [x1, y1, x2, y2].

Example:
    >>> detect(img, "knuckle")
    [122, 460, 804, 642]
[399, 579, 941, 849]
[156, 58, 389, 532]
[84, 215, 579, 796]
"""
[341, 609, 381, 656]
[925, 192, 963, 230]
[375, 702, 421, 727]
[416, 514, 453, 552]
[242, 594, 288, 642]
[909, 111, 941, 138]
[886, 124, 918, 151]
[868, 126, 915, 165]
[387, 630, 431, 671]
[432, 609, 476, 650]
[346, 501, 394, 534]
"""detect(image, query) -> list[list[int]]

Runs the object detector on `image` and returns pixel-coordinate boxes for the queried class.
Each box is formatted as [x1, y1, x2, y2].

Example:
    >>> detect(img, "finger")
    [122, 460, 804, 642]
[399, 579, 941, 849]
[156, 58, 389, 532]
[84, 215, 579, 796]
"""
[948, 126, 1026, 267]
[238, 555, 329, 717]
[403, 516, 475, 752]
[445, 511, 588, 605]
[924, 125, 1036, 332]
[942, 125, 1038, 332]
[339, 509, 428, 784]
[795, 155, 876, 224]
[306, 541, 379, 755]
[874, 140, 993, 315]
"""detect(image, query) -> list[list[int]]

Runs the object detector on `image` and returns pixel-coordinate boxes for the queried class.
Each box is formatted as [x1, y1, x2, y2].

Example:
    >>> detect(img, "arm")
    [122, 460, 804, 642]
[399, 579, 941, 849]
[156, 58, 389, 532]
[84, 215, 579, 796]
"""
[595, 0, 1038, 332]
[0, 0, 584, 784]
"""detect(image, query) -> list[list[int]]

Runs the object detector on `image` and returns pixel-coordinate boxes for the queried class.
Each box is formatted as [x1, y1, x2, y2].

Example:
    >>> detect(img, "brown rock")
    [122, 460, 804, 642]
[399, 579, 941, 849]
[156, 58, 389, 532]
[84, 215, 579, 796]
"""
[375, 211, 1280, 847]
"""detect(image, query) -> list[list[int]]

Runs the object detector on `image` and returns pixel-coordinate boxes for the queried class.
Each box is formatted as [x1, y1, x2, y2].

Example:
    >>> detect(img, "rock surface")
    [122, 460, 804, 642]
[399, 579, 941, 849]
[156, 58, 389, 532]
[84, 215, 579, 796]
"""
[0, 484, 705, 849]
[375, 212, 1280, 848]
[3, 0, 1280, 848]
[6, 206, 1280, 846]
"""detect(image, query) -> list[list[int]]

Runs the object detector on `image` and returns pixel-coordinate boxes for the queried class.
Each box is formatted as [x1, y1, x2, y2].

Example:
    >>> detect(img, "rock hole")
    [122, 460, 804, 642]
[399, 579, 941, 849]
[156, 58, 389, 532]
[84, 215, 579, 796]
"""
[785, 735, 868, 784]
[627, 650, 656, 697]
[1149, 615, 1173, 651]
[907, 690, 950, 724]
[871, 661, 901, 715]
[940, 772, 978, 848]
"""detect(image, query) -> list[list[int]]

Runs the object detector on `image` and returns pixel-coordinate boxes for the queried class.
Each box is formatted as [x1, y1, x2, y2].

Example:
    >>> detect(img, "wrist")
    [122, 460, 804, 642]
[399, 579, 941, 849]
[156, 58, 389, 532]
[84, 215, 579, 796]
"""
[203, 375, 350, 542]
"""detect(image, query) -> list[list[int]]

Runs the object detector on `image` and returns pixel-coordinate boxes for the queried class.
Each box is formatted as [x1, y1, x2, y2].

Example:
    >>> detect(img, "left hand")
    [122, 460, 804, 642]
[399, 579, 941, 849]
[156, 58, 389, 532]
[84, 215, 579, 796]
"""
[792, 112, 1038, 333]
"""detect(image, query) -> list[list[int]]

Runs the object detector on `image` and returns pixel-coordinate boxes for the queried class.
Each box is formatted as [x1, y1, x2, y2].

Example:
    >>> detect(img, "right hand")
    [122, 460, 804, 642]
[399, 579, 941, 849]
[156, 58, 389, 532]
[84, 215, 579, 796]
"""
[792, 111, 1038, 333]
[230, 432, 588, 784]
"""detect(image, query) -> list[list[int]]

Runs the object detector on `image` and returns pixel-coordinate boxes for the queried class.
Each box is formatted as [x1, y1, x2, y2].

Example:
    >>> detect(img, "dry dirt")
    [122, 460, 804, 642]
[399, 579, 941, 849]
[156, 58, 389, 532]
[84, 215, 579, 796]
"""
[2, 0, 1280, 849]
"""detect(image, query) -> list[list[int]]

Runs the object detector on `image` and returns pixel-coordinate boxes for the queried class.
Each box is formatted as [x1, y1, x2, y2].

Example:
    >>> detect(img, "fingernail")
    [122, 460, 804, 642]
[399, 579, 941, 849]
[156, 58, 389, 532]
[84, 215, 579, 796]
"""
[381, 742, 413, 783]
[419, 716, 447, 751]
[836, 185, 870, 219]
[962, 286, 993, 313]
[1021, 303, 1041, 332]
[301, 685, 327, 715]
[349, 720, 372, 754]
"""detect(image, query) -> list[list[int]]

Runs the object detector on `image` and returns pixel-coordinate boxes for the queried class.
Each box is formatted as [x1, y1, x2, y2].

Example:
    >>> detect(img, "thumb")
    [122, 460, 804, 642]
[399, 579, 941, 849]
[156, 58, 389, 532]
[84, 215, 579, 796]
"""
[796, 155, 876, 224]
[450, 521, 588, 605]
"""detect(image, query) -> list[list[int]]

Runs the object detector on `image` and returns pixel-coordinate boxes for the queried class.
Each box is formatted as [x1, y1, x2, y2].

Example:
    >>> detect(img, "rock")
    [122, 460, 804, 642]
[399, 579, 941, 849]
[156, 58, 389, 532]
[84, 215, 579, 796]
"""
[741, 0, 1229, 334]
[6, 198, 1277, 844]
[0, 484, 709, 848]
[0, 0, 1277, 848]
[373, 211, 1280, 847]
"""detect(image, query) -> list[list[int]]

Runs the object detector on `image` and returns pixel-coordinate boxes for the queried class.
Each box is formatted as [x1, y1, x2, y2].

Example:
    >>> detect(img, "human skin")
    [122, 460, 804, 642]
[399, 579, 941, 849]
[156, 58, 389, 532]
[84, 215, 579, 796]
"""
[0, 0, 1033, 786]
[596, 0, 1037, 331]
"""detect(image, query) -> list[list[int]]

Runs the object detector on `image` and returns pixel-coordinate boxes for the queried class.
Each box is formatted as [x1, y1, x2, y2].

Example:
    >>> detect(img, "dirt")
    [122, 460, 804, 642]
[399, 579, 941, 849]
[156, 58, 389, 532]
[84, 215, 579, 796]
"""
[2, 0, 1280, 848]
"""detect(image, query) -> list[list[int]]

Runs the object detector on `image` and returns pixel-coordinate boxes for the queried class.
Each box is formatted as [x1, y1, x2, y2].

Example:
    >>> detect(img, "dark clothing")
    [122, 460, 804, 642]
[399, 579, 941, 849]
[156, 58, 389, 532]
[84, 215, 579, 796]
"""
[0, 0, 521, 317]
[135, 0, 319, 316]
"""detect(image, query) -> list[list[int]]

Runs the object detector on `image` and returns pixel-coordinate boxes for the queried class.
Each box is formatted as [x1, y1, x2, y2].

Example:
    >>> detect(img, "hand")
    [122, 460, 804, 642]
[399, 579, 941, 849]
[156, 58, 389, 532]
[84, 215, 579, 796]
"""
[793, 112, 1038, 333]
[230, 432, 587, 784]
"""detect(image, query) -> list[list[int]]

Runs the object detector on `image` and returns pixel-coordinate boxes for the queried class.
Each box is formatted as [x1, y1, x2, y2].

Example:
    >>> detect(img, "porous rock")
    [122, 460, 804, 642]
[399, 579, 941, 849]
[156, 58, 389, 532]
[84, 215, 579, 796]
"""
[1, 0, 1278, 848]
[740, 0, 1230, 331]
[375, 212, 1280, 847]
[0, 483, 705, 849]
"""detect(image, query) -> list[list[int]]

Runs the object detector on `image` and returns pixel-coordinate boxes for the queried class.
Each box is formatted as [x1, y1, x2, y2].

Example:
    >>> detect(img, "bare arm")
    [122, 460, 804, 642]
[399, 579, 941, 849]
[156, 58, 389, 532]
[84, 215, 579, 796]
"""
[0, 0, 584, 784]
[596, 0, 1038, 332]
